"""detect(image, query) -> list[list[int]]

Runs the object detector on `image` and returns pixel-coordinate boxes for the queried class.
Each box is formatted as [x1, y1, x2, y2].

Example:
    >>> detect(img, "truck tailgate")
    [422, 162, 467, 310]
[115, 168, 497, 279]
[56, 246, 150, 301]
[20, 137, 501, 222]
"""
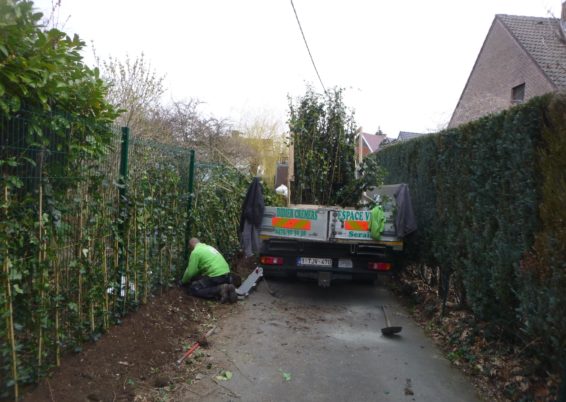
[260, 206, 330, 242]
[332, 209, 396, 241]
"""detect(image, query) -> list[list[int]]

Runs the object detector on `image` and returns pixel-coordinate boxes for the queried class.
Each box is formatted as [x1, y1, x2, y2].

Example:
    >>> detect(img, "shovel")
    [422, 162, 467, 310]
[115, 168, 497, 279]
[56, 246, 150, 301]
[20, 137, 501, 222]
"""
[380, 306, 402, 336]
[176, 325, 216, 365]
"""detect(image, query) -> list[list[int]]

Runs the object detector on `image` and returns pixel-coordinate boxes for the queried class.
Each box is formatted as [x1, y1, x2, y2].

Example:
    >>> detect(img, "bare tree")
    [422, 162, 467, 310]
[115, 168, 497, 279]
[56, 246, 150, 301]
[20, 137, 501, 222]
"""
[40, 0, 69, 30]
[236, 115, 288, 182]
[166, 100, 202, 144]
[97, 53, 166, 137]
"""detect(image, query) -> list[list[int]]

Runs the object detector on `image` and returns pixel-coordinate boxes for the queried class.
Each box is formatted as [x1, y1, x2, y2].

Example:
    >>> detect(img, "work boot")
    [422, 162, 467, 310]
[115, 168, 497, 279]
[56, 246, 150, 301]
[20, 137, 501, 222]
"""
[219, 284, 231, 304]
[229, 273, 242, 287]
[227, 284, 238, 304]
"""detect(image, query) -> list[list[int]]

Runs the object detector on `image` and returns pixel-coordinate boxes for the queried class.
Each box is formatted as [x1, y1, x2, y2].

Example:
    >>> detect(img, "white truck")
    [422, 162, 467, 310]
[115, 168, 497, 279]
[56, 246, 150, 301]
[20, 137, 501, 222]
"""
[258, 184, 412, 286]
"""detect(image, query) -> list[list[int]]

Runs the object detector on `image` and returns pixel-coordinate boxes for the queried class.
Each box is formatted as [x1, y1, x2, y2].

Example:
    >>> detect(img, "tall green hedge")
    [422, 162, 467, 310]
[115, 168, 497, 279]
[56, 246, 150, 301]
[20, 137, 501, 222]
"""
[374, 93, 565, 370]
[516, 95, 566, 377]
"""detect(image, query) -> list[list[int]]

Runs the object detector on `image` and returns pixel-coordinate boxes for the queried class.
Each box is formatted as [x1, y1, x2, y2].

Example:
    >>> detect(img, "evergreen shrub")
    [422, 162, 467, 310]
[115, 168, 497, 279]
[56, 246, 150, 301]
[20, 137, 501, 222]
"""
[374, 93, 565, 371]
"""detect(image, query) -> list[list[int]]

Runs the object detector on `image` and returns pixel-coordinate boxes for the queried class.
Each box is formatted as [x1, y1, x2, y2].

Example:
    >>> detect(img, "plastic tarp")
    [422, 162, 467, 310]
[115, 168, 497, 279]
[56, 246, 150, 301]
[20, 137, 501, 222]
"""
[368, 183, 417, 237]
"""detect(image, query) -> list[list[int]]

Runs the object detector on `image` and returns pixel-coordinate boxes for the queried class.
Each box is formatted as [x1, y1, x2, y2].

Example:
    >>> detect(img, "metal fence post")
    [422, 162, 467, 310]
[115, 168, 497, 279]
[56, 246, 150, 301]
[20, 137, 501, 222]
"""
[183, 149, 195, 267]
[119, 127, 130, 197]
[118, 127, 130, 289]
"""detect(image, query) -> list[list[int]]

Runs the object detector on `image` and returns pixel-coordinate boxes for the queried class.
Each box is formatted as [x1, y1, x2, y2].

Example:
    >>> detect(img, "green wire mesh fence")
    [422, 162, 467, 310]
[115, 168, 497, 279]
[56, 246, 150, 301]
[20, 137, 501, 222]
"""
[0, 111, 253, 398]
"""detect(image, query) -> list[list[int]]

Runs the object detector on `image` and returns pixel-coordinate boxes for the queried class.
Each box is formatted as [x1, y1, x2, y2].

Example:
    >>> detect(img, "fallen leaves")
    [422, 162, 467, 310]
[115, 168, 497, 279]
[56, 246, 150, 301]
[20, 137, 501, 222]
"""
[389, 268, 560, 401]
[215, 370, 233, 381]
[279, 369, 292, 382]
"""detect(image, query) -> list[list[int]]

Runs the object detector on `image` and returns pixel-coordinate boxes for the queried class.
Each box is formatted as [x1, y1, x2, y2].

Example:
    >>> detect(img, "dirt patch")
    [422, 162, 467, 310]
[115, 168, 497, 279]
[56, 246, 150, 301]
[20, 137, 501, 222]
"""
[21, 287, 236, 402]
[230, 252, 257, 284]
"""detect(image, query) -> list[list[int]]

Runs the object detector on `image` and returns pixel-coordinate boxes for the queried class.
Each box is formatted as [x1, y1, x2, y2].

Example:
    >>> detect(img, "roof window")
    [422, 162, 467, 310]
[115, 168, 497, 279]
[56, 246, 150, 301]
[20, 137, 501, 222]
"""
[511, 83, 525, 104]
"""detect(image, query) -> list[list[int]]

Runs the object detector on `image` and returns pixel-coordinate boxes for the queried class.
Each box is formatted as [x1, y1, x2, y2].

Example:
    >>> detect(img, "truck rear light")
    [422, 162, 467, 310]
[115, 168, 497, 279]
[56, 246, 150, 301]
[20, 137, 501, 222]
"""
[369, 262, 392, 271]
[260, 256, 284, 265]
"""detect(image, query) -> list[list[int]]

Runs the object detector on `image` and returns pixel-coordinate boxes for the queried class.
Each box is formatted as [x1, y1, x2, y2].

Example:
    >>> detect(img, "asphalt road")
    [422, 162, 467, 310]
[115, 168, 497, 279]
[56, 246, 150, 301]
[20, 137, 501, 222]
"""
[178, 279, 481, 402]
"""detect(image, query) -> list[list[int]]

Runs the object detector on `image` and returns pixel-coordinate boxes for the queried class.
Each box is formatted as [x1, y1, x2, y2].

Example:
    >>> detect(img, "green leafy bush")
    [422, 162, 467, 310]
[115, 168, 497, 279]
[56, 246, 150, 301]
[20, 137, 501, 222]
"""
[190, 163, 249, 261]
[288, 86, 383, 206]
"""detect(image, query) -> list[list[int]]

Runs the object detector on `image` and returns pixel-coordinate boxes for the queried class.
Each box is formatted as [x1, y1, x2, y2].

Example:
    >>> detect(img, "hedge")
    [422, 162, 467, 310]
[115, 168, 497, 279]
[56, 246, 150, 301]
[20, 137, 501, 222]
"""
[374, 93, 565, 372]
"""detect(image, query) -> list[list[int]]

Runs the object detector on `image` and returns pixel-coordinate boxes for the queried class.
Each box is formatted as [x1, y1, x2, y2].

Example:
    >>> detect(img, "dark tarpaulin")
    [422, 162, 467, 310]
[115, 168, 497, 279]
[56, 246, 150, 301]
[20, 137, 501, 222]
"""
[239, 177, 265, 256]
[393, 183, 417, 237]
[367, 183, 417, 237]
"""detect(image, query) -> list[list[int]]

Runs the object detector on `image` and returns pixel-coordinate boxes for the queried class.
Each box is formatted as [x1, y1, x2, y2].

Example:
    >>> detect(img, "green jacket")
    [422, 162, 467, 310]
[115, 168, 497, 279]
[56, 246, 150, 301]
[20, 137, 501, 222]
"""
[369, 205, 385, 240]
[181, 243, 230, 284]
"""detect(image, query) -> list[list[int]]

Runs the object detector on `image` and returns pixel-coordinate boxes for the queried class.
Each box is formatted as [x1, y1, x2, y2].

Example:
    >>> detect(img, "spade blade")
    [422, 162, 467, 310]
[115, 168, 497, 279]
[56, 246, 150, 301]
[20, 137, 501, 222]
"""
[381, 326, 403, 336]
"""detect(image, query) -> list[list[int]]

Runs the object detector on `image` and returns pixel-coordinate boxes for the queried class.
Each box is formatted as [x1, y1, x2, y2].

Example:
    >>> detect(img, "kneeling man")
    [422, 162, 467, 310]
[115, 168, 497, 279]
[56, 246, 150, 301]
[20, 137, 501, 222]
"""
[181, 238, 237, 303]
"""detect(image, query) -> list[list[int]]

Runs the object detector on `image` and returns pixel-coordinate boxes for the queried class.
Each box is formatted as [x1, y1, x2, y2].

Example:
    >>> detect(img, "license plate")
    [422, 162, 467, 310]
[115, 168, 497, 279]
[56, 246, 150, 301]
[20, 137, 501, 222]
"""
[297, 257, 332, 267]
[338, 259, 353, 268]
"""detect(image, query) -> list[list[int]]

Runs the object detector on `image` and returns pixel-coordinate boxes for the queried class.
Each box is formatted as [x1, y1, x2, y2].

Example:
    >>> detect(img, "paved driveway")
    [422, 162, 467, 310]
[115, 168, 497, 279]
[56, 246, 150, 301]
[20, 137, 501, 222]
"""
[177, 279, 481, 402]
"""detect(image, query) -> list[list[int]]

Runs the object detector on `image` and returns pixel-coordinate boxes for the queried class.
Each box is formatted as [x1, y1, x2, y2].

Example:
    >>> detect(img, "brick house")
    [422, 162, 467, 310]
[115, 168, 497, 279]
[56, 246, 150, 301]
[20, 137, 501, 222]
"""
[356, 131, 387, 162]
[449, 4, 566, 128]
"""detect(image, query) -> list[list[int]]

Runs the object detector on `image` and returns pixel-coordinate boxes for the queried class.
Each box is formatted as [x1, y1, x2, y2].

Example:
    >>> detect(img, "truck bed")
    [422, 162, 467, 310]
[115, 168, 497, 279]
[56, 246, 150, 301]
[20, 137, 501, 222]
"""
[258, 199, 403, 285]
[259, 205, 401, 246]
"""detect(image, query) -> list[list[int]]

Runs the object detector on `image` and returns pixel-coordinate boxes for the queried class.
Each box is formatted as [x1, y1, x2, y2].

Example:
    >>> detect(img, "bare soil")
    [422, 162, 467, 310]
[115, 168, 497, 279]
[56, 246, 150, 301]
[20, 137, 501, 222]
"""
[21, 287, 235, 402]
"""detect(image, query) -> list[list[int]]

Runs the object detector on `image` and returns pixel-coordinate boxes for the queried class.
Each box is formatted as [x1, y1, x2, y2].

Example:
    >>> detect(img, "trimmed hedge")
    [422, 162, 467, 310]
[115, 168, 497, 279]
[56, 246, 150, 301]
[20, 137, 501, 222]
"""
[374, 93, 565, 370]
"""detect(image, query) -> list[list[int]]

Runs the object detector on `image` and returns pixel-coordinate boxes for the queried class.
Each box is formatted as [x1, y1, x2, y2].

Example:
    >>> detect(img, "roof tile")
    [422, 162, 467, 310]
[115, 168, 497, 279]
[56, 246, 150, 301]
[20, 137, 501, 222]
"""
[497, 14, 566, 89]
[361, 132, 386, 153]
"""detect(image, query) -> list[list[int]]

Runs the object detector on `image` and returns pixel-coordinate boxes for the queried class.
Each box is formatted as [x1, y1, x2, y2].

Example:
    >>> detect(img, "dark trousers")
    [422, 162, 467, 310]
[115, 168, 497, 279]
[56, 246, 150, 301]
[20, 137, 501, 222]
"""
[188, 274, 231, 299]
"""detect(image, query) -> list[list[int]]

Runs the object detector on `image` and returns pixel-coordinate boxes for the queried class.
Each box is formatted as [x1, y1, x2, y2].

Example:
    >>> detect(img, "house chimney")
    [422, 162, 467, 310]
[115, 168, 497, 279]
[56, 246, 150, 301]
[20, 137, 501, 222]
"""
[562, 1, 566, 21]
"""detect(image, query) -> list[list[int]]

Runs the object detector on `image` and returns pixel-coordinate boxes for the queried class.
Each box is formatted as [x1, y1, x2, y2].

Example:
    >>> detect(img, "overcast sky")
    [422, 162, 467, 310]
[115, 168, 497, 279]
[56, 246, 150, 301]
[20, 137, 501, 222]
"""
[34, 0, 560, 137]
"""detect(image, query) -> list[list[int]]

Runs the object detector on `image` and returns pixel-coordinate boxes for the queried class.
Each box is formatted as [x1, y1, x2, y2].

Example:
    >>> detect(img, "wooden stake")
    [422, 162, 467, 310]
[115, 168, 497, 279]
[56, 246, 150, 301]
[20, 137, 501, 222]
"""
[122, 226, 130, 315]
[143, 211, 149, 304]
[4, 183, 19, 399]
[37, 159, 46, 375]
[102, 244, 109, 330]
[90, 302, 95, 334]
[133, 193, 138, 304]
[112, 238, 118, 313]
[89, 236, 95, 334]
[168, 246, 173, 285]
[77, 183, 84, 329]
[159, 247, 163, 295]
[54, 250, 60, 367]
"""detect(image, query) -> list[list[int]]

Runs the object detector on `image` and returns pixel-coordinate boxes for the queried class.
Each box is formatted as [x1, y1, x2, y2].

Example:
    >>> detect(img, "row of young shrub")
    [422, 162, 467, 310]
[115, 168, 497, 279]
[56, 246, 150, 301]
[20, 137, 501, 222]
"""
[0, 117, 253, 398]
[374, 93, 565, 376]
[0, 113, 122, 399]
